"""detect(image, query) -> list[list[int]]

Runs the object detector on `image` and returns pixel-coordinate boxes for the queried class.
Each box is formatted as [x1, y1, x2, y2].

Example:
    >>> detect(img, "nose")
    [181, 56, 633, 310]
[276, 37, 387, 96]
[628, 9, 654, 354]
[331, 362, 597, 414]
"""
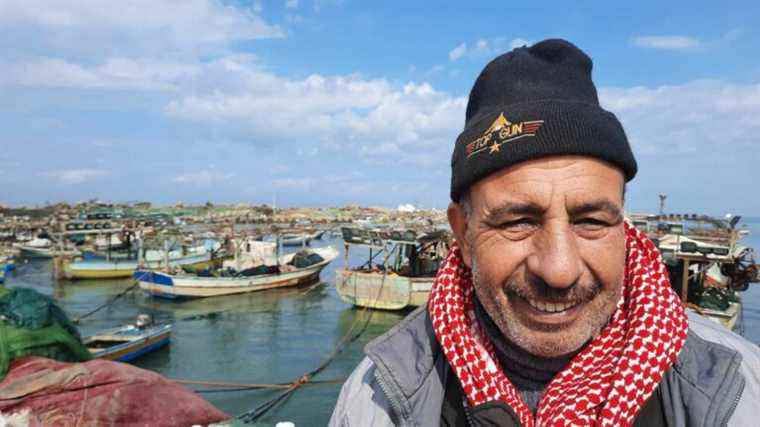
[526, 223, 582, 290]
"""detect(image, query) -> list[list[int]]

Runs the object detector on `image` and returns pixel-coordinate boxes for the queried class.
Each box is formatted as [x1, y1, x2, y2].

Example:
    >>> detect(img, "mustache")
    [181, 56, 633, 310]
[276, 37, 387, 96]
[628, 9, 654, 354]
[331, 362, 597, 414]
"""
[505, 276, 602, 304]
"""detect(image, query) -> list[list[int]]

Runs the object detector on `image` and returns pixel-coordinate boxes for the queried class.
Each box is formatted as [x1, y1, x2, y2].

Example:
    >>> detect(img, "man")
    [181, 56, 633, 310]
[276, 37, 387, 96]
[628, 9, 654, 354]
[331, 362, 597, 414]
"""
[330, 39, 760, 426]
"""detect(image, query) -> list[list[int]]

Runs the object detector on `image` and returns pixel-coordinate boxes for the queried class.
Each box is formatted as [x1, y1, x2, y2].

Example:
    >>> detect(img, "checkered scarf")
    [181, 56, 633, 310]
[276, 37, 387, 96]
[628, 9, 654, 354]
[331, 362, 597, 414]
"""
[429, 222, 687, 426]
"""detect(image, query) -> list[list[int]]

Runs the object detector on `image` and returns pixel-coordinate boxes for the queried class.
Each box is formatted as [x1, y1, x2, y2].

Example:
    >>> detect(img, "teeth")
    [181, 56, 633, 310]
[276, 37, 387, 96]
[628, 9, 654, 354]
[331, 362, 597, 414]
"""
[526, 298, 578, 313]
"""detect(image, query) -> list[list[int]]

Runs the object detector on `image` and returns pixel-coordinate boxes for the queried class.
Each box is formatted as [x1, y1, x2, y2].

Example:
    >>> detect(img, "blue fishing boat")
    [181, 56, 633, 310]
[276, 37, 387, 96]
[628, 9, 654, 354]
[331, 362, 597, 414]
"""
[2, 257, 15, 273]
[83, 315, 172, 362]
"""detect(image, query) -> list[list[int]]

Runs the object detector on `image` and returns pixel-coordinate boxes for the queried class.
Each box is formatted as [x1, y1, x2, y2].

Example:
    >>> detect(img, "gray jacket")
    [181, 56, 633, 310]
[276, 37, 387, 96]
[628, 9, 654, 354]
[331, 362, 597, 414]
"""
[330, 306, 760, 426]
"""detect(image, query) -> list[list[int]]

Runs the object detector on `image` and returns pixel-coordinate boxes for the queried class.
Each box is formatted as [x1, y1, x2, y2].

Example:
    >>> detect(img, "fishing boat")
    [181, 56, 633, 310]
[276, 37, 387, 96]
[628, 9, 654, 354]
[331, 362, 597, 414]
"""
[0, 252, 14, 274]
[631, 211, 758, 331]
[13, 237, 55, 258]
[94, 234, 125, 250]
[135, 245, 338, 299]
[336, 227, 450, 310]
[84, 315, 171, 362]
[60, 243, 221, 280]
[281, 233, 312, 247]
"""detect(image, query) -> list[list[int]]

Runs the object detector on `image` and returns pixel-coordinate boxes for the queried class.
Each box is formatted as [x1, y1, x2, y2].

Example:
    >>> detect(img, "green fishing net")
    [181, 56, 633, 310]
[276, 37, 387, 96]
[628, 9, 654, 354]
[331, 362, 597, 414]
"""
[0, 287, 92, 379]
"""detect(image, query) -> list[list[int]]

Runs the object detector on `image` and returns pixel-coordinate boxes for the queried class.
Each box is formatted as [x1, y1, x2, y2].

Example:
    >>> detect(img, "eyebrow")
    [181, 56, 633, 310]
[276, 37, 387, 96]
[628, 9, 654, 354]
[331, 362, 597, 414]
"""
[567, 200, 623, 219]
[483, 201, 546, 222]
[482, 199, 623, 221]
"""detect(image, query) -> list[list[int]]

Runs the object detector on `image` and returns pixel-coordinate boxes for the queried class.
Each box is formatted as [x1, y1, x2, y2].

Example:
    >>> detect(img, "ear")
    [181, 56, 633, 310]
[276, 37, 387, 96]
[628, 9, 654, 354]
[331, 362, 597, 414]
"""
[447, 202, 473, 268]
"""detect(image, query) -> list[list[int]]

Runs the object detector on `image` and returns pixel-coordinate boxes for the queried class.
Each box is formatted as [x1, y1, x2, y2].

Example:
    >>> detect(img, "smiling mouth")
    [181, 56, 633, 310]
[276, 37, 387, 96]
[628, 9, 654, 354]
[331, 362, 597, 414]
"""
[518, 295, 584, 314]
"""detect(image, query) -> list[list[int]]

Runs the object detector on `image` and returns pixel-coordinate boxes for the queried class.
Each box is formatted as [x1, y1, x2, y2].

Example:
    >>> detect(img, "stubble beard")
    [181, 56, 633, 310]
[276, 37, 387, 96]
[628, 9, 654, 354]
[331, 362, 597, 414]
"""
[470, 255, 622, 358]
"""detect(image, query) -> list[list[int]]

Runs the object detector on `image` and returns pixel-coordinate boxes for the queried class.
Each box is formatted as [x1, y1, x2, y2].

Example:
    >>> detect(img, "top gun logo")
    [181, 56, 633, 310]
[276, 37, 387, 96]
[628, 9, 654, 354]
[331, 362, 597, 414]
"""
[465, 113, 544, 158]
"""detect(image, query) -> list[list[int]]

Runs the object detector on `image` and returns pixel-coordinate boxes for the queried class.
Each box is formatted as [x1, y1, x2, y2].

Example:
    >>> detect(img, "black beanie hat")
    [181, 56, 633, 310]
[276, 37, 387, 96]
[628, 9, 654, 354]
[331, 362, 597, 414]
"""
[450, 39, 637, 201]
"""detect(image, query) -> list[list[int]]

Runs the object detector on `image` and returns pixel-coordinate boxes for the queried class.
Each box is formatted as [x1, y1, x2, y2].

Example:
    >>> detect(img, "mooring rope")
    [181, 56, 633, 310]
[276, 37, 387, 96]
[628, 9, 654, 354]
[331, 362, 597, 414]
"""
[236, 259, 392, 423]
[72, 281, 138, 324]
[71, 271, 152, 324]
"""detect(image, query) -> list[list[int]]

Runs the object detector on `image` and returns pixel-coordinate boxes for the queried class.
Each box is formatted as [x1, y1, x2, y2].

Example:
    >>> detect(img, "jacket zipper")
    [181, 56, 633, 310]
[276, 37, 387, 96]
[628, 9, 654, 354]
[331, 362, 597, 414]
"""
[374, 369, 409, 426]
[721, 379, 745, 427]
[462, 399, 474, 427]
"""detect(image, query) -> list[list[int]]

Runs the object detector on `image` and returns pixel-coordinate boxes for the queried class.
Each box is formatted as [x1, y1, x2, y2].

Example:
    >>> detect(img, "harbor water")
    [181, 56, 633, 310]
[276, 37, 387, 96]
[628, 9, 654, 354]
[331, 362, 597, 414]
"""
[6, 222, 760, 426]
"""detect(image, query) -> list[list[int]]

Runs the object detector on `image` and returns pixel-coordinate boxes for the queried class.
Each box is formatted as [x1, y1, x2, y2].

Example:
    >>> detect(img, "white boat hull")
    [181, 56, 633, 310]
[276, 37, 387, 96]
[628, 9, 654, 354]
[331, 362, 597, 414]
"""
[137, 247, 337, 299]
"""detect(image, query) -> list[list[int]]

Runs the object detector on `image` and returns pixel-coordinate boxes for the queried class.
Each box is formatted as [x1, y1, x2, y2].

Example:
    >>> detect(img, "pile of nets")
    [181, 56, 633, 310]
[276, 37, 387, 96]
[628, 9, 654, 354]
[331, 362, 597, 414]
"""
[0, 357, 229, 425]
[0, 287, 92, 380]
[0, 287, 230, 425]
[289, 251, 324, 269]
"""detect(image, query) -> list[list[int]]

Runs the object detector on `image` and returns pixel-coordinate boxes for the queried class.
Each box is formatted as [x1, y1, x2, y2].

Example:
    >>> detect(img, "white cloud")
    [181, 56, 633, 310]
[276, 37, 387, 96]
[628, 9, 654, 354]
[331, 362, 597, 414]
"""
[0, 0, 284, 58]
[41, 168, 108, 184]
[510, 38, 530, 49]
[164, 55, 466, 169]
[631, 35, 701, 51]
[172, 170, 235, 185]
[449, 37, 530, 61]
[449, 43, 467, 61]
[600, 80, 760, 156]
[286, 0, 299, 9]
[0, 57, 200, 90]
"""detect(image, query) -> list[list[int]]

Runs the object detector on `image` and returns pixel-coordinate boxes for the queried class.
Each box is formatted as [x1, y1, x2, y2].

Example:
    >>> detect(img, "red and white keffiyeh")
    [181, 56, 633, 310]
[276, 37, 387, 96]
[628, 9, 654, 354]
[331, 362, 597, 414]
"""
[429, 222, 687, 426]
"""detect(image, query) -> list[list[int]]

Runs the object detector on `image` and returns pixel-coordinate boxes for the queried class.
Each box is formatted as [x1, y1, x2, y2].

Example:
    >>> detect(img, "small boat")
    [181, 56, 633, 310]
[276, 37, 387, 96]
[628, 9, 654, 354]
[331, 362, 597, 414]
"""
[94, 234, 125, 250]
[84, 315, 171, 362]
[14, 237, 55, 259]
[631, 208, 758, 332]
[336, 227, 451, 310]
[0, 253, 14, 276]
[281, 233, 312, 247]
[135, 246, 338, 299]
[60, 243, 221, 280]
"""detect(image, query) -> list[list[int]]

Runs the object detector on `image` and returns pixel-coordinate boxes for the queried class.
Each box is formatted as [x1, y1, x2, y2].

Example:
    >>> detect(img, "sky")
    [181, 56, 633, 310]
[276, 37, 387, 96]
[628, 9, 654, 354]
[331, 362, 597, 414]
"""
[1, 1, 759, 215]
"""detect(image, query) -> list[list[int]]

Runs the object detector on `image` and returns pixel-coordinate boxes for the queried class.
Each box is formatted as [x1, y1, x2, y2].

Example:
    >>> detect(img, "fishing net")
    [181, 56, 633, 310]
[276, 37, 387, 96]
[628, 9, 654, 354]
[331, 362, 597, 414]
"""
[289, 251, 324, 269]
[0, 287, 92, 379]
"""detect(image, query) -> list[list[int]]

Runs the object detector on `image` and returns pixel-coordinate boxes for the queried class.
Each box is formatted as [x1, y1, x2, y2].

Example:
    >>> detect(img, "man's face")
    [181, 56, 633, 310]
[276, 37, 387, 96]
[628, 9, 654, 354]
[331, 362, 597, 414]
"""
[448, 156, 626, 358]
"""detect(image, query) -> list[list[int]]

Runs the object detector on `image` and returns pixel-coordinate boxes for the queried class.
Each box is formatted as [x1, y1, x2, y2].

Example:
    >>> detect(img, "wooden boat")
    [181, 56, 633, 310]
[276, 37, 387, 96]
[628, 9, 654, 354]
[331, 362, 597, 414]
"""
[631, 210, 758, 331]
[135, 246, 338, 299]
[14, 241, 80, 259]
[281, 233, 312, 247]
[84, 317, 171, 362]
[14, 237, 55, 259]
[338, 270, 434, 310]
[336, 227, 450, 310]
[60, 244, 220, 280]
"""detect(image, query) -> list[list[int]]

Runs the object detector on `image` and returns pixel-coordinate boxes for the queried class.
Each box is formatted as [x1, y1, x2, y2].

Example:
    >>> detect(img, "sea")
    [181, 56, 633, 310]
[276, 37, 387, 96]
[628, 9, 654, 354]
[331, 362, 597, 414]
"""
[6, 220, 760, 426]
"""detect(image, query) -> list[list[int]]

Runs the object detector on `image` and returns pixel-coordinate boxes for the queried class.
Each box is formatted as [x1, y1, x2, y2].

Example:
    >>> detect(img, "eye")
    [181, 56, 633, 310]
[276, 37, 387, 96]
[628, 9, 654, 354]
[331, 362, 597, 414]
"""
[576, 218, 608, 226]
[573, 217, 610, 232]
[496, 218, 538, 230]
